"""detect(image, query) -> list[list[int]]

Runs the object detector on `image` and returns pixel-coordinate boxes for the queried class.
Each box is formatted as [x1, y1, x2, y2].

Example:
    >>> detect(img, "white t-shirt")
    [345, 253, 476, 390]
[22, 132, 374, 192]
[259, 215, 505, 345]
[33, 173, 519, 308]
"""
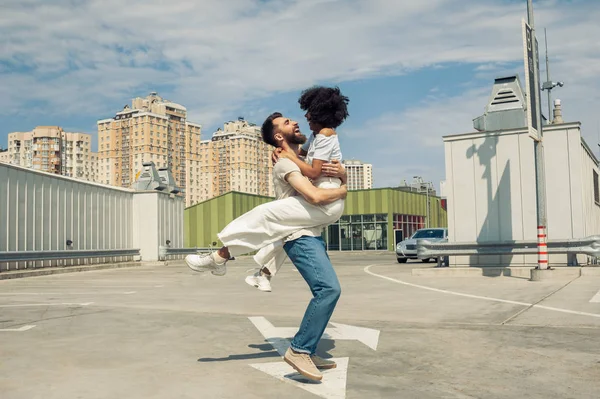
[272, 158, 322, 241]
[305, 134, 342, 165]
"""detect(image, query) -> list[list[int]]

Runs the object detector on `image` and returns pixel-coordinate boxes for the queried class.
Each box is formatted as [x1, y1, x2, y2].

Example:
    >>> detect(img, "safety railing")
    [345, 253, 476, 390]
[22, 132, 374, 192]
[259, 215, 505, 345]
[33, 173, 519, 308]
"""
[0, 249, 141, 272]
[158, 246, 213, 261]
[416, 235, 600, 267]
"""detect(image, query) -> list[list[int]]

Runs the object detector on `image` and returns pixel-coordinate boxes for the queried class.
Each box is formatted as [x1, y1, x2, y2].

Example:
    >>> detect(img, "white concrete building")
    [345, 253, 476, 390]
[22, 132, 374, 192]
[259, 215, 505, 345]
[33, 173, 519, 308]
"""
[443, 76, 600, 266]
[343, 160, 373, 190]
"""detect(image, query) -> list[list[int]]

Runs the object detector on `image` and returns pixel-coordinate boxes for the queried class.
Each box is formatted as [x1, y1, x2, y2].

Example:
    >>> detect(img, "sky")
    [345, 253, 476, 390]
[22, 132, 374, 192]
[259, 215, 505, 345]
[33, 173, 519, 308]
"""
[1, 0, 599, 191]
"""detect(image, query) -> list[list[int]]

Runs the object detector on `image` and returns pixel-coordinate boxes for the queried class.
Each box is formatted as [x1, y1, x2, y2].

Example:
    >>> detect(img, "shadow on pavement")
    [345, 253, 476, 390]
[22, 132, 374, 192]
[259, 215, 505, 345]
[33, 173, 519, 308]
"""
[197, 339, 337, 362]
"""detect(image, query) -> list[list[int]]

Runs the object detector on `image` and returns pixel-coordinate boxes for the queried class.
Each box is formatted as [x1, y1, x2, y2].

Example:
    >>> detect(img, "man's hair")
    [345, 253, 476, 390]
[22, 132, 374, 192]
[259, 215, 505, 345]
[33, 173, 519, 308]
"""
[261, 112, 282, 147]
[298, 86, 349, 128]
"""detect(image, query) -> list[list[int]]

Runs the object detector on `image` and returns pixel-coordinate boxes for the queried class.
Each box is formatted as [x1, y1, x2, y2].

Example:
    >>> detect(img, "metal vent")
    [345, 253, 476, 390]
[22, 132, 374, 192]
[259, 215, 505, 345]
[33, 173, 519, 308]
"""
[490, 89, 519, 105]
[473, 75, 527, 132]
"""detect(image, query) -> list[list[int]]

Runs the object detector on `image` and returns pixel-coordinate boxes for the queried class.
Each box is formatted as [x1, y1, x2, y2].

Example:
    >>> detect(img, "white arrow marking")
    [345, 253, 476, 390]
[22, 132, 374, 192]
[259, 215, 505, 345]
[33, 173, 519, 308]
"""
[248, 317, 380, 355]
[0, 325, 36, 332]
[590, 290, 600, 303]
[327, 322, 380, 351]
[250, 357, 349, 399]
[0, 302, 94, 308]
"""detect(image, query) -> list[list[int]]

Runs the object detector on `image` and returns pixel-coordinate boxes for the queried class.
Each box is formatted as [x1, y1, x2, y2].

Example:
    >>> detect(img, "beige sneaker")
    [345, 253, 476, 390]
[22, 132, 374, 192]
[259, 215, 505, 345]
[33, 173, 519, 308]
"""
[284, 348, 323, 381]
[311, 355, 337, 370]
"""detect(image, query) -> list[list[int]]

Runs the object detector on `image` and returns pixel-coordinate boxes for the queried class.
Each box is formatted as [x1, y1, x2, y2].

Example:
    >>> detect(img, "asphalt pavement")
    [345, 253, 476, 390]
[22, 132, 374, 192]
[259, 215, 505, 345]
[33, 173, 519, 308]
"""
[1, 252, 599, 399]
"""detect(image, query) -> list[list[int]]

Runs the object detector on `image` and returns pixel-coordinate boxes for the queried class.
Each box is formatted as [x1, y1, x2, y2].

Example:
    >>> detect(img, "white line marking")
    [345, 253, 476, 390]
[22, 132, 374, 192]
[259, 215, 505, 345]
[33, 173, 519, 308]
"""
[0, 302, 94, 308]
[0, 292, 136, 295]
[590, 290, 600, 303]
[364, 264, 600, 320]
[0, 285, 161, 288]
[0, 325, 36, 332]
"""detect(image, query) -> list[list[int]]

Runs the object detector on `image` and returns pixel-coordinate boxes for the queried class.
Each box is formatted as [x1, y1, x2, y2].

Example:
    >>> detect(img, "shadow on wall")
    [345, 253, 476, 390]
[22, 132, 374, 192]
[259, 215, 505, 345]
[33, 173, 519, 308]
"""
[466, 134, 515, 269]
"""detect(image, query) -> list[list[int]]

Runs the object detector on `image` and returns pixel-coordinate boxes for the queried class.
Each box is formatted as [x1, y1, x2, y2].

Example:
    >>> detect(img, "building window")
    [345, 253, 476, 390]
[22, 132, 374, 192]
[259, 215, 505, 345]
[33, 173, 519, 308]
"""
[323, 214, 389, 251]
[594, 170, 599, 205]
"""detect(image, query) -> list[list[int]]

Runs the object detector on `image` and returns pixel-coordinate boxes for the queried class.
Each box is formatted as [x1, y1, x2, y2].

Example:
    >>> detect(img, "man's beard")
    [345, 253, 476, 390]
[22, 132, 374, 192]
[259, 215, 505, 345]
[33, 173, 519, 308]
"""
[288, 133, 307, 145]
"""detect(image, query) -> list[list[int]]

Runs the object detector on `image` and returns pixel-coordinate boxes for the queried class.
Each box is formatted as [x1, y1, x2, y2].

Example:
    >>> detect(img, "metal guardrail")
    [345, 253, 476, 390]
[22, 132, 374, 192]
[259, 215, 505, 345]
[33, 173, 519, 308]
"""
[417, 236, 600, 266]
[158, 246, 213, 261]
[0, 249, 140, 263]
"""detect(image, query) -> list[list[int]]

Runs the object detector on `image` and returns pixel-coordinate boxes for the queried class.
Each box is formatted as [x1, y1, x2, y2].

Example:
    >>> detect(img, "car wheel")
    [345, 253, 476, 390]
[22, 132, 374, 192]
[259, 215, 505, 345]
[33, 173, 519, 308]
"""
[397, 258, 407, 263]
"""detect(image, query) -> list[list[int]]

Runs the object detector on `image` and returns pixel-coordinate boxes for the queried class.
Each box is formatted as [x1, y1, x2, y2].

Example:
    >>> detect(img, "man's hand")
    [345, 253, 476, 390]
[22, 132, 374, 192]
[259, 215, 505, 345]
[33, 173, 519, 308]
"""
[271, 148, 283, 165]
[322, 159, 347, 184]
[340, 184, 348, 199]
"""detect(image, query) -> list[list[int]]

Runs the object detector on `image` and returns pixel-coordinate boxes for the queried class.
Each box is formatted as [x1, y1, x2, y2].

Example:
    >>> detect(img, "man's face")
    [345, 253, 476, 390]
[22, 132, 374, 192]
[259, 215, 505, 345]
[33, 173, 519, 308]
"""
[273, 116, 307, 145]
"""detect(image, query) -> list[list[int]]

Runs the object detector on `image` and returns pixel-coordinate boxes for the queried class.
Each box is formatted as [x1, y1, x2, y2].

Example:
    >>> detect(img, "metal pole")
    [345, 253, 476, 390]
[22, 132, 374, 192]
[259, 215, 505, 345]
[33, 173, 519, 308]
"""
[545, 28, 552, 121]
[426, 187, 429, 228]
[528, 0, 549, 270]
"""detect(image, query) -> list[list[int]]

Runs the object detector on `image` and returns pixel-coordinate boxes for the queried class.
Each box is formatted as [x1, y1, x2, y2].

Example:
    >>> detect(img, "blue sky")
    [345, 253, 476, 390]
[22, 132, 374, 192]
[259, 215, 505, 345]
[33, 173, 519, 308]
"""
[1, 0, 599, 190]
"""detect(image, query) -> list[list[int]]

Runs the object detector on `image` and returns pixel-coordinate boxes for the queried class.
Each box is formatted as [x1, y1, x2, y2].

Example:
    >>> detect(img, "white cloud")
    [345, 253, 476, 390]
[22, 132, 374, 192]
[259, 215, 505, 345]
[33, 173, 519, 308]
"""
[342, 86, 490, 189]
[0, 0, 599, 188]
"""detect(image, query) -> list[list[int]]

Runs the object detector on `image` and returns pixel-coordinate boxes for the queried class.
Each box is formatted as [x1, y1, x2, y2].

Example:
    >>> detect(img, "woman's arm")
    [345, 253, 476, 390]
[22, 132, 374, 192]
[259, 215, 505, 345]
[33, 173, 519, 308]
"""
[279, 152, 324, 180]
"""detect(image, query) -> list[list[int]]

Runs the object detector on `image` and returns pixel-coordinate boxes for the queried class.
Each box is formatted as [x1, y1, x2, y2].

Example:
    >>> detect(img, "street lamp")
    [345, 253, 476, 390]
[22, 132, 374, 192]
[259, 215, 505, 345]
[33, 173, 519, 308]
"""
[413, 176, 433, 228]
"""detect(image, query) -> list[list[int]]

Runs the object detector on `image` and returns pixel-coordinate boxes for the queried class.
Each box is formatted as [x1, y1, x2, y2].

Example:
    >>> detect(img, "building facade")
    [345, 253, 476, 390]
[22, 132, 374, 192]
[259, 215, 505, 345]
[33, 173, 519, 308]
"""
[0, 148, 9, 163]
[6, 127, 97, 182]
[343, 160, 373, 190]
[185, 188, 447, 251]
[443, 76, 600, 266]
[97, 92, 202, 206]
[195, 118, 274, 203]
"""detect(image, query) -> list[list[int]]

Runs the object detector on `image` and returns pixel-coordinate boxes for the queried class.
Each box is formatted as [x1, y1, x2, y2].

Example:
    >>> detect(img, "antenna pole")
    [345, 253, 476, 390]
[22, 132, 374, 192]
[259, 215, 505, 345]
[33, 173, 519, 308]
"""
[545, 28, 552, 121]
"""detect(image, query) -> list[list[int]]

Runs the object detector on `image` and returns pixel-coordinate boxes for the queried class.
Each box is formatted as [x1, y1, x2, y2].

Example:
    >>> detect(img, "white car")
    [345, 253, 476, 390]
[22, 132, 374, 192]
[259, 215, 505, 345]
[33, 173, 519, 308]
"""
[396, 228, 448, 263]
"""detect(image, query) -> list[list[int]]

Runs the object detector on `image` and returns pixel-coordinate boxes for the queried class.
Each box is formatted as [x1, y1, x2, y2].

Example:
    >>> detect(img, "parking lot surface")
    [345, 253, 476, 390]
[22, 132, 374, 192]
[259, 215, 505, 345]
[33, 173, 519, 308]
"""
[1, 253, 599, 398]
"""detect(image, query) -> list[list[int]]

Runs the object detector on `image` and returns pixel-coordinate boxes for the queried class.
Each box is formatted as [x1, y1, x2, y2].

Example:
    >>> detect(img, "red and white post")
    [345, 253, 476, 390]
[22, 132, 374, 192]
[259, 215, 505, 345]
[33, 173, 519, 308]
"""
[527, 0, 549, 271]
[537, 225, 548, 269]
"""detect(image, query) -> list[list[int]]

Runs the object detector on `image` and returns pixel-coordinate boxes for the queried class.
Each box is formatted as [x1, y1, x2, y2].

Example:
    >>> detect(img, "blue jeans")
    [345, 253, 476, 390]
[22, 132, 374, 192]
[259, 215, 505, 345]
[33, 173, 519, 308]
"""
[283, 236, 341, 355]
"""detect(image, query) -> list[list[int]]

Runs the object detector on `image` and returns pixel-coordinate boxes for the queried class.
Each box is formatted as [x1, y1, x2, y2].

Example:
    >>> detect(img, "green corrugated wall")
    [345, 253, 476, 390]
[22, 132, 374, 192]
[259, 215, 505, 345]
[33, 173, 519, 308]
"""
[185, 192, 274, 247]
[184, 188, 447, 250]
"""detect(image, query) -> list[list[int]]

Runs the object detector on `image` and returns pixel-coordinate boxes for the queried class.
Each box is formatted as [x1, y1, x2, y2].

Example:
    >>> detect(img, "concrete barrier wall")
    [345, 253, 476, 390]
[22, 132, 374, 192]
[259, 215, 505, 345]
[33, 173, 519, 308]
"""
[0, 163, 184, 270]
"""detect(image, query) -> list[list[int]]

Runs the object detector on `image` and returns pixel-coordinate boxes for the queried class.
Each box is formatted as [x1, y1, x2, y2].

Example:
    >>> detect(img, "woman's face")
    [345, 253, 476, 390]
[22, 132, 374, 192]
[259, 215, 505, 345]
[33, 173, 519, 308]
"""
[305, 112, 322, 133]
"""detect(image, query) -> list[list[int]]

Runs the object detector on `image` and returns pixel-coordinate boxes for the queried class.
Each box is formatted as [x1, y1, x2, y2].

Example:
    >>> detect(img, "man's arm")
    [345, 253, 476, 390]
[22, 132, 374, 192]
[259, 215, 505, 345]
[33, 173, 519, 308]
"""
[286, 172, 347, 206]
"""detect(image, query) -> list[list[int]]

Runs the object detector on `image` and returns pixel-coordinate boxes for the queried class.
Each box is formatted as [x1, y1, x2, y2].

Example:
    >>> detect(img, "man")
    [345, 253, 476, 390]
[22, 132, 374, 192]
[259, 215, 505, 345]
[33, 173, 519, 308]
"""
[185, 111, 345, 381]
[258, 112, 344, 381]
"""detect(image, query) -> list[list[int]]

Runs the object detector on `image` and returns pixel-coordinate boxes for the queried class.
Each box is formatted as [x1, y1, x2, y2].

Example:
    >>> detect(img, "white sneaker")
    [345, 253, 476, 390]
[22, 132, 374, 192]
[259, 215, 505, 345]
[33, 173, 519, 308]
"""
[185, 253, 227, 276]
[245, 271, 272, 292]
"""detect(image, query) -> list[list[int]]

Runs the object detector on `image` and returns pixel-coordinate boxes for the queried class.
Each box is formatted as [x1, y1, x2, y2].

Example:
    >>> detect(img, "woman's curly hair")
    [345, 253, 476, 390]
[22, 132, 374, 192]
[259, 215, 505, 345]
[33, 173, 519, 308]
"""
[298, 86, 349, 129]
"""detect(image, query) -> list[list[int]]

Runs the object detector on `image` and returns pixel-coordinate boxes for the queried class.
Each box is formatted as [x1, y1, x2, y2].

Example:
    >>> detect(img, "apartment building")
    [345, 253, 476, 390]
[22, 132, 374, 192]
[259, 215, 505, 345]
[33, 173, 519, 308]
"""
[6, 126, 98, 182]
[196, 118, 274, 203]
[97, 92, 202, 206]
[343, 159, 373, 190]
[0, 148, 8, 163]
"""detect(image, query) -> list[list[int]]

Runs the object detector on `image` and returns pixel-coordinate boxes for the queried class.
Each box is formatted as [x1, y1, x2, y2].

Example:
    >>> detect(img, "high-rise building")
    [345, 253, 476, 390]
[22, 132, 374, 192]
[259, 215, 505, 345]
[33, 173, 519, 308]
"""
[97, 92, 202, 206]
[343, 160, 373, 190]
[0, 148, 9, 163]
[6, 126, 98, 182]
[196, 118, 274, 203]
